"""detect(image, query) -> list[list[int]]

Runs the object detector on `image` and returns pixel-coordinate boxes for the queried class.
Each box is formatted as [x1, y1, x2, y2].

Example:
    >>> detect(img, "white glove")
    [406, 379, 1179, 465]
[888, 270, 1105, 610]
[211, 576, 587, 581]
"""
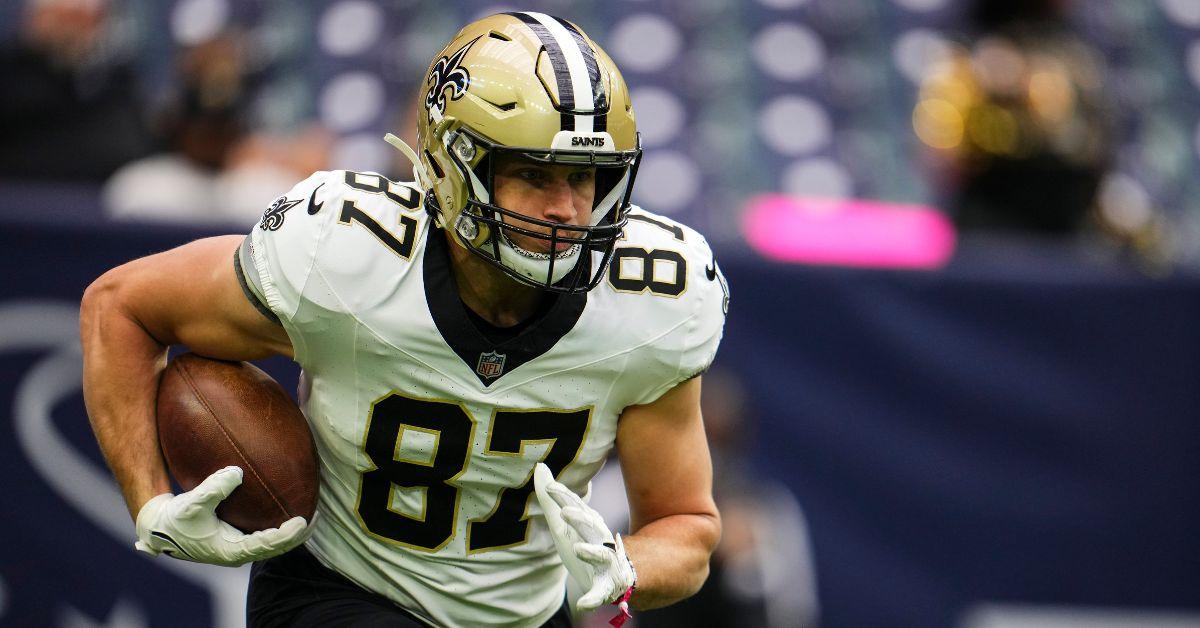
[135, 466, 310, 567]
[533, 463, 636, 612]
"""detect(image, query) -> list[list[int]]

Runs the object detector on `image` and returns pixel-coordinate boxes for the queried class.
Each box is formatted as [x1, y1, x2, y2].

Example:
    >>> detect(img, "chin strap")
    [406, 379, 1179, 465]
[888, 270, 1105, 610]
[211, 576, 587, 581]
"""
[383, 133, 434, 195]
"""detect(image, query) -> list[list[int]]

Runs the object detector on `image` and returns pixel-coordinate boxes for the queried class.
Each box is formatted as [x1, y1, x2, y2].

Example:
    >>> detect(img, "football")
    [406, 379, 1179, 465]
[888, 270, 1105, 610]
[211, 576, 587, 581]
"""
[156, 353, 318, 532]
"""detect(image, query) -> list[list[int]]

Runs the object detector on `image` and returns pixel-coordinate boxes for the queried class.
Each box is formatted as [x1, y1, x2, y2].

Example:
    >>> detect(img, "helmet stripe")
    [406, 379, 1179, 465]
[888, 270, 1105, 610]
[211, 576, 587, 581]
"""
[549, 16, 606, 110]
[505, 13, 575, 116]
[507, 11, 601, 133]
[527, 13, 597, 133]
[550, 15, 608, 133]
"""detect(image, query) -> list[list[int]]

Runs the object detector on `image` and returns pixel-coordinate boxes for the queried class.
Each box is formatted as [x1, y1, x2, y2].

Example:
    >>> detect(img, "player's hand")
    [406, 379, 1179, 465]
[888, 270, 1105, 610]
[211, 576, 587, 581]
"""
[134, 466, 309, 567]
[533, 463, 636, 612]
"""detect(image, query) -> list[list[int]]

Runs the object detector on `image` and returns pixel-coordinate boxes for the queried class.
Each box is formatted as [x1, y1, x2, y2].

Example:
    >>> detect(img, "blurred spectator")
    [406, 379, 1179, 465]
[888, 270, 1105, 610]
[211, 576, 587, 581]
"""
[103, 34, 331, 226]
[914, 0, 1112, 235]
[0, 0, 155, 182]
[638, 369, 818, 628]
[586, 369, 819, 628]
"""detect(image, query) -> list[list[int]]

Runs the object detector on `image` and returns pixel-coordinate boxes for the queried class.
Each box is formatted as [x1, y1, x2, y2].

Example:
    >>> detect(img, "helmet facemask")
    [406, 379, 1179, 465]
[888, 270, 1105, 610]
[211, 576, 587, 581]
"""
[442, 126, 641, 293]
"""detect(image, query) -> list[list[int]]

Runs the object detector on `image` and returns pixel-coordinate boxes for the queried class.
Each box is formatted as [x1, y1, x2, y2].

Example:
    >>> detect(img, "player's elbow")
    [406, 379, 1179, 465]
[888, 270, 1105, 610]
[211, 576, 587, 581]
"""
[80, 265, 147, 350]
[80, 269, 120, 345]
[82, 266, 121, 302]
[665, 510, 725, 603]
[629, 510, 722, 611]
[688, 510, 722, 591]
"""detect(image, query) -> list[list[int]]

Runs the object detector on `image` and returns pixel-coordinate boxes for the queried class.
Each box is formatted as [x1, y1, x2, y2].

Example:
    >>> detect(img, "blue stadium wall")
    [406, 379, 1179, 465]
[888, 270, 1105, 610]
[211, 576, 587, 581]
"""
[1, 220, 1198, 627]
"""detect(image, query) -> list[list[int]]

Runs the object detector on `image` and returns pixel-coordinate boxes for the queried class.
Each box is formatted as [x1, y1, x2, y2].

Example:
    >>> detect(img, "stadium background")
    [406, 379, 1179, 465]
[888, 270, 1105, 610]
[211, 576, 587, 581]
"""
[1, 0, 1199, 626]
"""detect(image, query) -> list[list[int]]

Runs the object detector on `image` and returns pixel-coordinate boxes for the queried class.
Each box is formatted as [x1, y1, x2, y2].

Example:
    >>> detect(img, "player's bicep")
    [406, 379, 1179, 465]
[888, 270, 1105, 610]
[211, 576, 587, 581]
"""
[110, 235, 293, 360]
[616, 376, 718, 529]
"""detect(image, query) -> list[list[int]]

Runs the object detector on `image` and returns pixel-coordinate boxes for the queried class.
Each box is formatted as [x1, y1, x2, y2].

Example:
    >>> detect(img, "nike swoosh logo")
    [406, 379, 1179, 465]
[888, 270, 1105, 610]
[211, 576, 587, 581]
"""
[150, 531, 194, 559]
[307, 182, 325, 215]
[705, 262, 717, 281]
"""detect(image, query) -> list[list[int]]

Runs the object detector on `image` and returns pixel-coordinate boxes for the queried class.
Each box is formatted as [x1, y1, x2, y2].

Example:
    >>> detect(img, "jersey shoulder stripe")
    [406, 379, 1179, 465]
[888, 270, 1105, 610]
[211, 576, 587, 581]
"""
[234, 242, 280, 324]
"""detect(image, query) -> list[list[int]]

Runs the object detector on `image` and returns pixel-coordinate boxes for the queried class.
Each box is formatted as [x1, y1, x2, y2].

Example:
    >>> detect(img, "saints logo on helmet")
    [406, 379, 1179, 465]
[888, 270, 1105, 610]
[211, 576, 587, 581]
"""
[390, 11, 642, 293]
[424, 38, 475, 124]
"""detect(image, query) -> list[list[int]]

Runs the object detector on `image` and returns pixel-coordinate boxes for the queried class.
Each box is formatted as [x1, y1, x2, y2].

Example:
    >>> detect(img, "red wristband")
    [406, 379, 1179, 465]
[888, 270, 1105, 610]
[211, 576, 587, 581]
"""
[607, 586, 634, 628]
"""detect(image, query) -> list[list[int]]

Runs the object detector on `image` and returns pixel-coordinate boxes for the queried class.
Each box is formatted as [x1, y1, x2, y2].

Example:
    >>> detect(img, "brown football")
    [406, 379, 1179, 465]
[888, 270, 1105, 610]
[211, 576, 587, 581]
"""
[156, 353, 318, 532]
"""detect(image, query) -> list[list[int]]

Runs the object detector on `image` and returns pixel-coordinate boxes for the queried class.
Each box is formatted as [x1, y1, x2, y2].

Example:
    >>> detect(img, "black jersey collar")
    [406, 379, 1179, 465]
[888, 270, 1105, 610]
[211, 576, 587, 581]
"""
[423, 229, 588, 386]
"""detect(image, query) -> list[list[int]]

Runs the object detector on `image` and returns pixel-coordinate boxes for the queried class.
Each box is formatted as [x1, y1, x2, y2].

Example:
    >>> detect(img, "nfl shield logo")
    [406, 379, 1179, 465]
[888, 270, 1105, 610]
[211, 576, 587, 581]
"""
[477, 351, 506, 380]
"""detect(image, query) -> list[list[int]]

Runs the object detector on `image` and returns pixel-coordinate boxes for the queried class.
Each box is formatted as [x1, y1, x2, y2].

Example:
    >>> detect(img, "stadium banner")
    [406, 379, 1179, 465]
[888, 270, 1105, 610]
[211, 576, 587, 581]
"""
[1, 222, 1198, 627]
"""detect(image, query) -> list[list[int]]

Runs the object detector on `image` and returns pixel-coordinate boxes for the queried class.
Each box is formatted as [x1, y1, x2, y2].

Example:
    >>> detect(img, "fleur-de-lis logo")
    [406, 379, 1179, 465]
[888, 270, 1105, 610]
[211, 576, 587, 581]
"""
[259, 196, 302, 231]
[425, 38, 477, 123]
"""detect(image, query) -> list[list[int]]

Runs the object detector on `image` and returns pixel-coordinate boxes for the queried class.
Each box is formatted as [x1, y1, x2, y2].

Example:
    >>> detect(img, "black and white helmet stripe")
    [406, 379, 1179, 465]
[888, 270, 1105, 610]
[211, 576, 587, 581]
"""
[549, 14, 608, 133]
[506, 11, 608, 133]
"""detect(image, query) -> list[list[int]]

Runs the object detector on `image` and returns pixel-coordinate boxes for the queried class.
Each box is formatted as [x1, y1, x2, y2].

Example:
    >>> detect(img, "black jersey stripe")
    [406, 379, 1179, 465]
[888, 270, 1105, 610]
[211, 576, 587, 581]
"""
[233, 246, 281, 325]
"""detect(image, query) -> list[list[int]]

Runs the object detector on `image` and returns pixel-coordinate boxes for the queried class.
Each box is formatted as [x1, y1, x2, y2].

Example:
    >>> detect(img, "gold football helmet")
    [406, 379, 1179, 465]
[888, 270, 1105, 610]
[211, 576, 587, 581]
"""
[387, 12, 641, 293]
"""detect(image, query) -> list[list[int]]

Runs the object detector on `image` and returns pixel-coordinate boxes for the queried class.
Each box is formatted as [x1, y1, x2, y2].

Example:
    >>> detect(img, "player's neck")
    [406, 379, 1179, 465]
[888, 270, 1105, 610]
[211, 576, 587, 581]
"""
[445, 233, 546, 328]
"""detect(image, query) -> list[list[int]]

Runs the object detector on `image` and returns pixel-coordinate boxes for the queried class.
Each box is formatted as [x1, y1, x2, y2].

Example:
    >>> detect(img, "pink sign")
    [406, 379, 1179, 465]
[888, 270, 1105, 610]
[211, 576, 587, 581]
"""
[741, 195, 957, 269]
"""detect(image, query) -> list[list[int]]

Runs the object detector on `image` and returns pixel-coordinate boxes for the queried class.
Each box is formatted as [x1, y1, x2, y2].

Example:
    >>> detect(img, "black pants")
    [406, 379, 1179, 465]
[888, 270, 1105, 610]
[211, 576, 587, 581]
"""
[247, 546, 573, 628]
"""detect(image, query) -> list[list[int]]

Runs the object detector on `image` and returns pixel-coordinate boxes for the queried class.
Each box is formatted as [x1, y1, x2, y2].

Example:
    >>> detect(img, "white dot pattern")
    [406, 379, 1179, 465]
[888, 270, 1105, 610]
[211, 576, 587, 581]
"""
[634, 151, 702, 213]
[170, 0, 230, 45]
[758, 96, 832, 156]
[319, 1, 385, 57]
[631, 87, 686, 147]
[1160, 0, 1200, 28]
[609, 14, 684, 73]
[783, 158, 854, 198]
[320, 72, 386, 132]
[753, 23, 826, 82]
[133, 2, 1200, 248]
[893, 28, 951, 84]
[891, 0, 950, 13]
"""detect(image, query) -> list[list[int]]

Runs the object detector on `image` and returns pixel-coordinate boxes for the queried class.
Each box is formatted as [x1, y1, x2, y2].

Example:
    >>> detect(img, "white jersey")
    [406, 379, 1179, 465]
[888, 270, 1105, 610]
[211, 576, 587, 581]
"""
[237, 170, 728, 627]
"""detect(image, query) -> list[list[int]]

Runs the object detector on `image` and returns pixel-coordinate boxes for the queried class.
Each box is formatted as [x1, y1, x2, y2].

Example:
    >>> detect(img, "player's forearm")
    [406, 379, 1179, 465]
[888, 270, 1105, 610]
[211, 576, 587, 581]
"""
[623, 511, 721, 610]
[80, 274, 173, 521]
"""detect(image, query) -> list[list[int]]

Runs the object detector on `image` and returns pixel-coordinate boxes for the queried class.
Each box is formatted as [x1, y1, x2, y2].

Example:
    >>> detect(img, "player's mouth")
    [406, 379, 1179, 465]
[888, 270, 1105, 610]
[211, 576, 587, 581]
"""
[503, 231, 582, 260]
[547, 239, 578, 253]
[503, 224, 584, 255]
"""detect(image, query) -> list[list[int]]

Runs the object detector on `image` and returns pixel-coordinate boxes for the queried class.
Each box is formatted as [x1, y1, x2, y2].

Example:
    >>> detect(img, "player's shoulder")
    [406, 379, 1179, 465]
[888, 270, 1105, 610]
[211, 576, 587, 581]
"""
[246, 169, 431, 316]
[303, 169, 430, 273]
[305, 169, 426, 223]
[254, 169, 427, 235]
[272, 169, 431, 257]
[591, 206, 728, 403]
[620, 205, 713, 258]
[597, 205, 728, 341]
[606, 205, 724, 304]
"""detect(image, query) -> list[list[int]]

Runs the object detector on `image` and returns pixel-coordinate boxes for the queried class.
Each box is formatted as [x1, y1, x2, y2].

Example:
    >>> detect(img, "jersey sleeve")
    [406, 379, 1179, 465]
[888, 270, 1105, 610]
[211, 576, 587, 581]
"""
[236, 171, 341, 360]
[627, 222, 730, 406]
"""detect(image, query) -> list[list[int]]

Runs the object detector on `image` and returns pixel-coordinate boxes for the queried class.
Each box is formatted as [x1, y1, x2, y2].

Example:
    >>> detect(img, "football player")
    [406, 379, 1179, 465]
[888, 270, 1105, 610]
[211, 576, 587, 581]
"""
[81, 12, 728, 627]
